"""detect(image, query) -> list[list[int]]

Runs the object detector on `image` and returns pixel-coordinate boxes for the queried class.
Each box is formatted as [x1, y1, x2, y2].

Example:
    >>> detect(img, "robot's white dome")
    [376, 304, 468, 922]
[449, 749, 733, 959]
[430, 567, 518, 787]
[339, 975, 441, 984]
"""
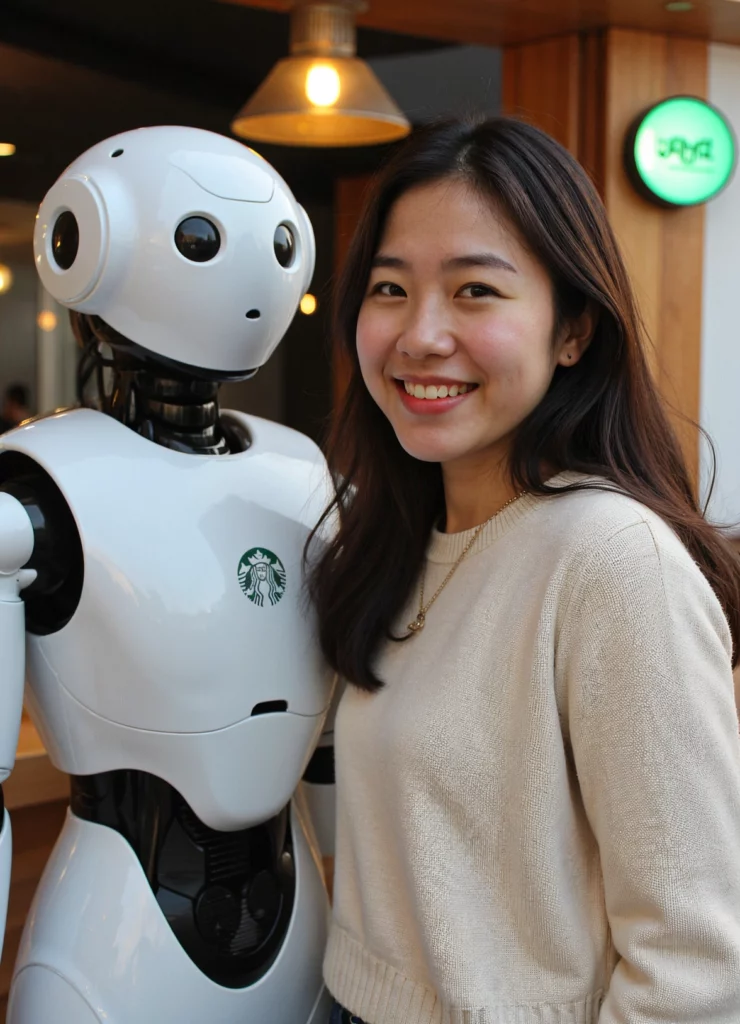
[33, 126, 316, 376]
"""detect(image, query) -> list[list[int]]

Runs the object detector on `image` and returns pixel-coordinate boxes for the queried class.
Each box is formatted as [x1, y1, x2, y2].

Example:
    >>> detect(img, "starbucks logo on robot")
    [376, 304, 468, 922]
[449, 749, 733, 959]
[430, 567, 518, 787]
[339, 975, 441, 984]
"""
[238, 548, 286, 606]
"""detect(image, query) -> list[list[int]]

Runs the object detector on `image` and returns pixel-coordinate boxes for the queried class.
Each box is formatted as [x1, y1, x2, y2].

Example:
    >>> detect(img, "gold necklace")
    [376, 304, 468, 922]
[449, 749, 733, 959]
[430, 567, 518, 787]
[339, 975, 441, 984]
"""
[405, 490, 528, 637]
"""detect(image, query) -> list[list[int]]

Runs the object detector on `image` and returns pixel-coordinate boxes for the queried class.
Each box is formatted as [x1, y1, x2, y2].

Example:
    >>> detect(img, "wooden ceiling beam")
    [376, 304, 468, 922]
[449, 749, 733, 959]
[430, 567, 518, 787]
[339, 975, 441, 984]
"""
[217, 0, 740, 50]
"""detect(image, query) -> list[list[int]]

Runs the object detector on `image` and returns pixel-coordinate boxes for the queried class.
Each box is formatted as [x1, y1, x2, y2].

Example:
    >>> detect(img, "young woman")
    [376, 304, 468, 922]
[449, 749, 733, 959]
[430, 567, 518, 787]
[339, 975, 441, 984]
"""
[309, 117, 740, 1024]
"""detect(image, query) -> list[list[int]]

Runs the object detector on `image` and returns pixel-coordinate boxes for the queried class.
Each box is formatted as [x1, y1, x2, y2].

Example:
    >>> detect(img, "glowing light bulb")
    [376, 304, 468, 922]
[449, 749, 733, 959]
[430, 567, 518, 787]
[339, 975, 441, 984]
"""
[0, 143, 16, 157]
[0, 265, 13, 294]
[305, 64, 341, 108]
[37, 310, 58, 332]
[300, 293, 318, 315]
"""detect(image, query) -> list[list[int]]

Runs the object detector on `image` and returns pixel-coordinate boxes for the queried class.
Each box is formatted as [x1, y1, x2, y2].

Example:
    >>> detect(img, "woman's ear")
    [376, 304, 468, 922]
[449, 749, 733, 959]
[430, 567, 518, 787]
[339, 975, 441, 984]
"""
[557, 302, 598, 368]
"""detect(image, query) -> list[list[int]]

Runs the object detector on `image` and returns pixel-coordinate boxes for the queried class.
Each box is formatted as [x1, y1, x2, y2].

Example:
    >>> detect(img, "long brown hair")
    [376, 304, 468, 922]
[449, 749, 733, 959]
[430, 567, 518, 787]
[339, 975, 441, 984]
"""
[307, 115, 740, 692]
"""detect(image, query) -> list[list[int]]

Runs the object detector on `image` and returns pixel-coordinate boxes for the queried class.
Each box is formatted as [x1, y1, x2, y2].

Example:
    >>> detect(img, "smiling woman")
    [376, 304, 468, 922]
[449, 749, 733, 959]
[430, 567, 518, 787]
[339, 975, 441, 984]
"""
[305, 116, 740, 1024]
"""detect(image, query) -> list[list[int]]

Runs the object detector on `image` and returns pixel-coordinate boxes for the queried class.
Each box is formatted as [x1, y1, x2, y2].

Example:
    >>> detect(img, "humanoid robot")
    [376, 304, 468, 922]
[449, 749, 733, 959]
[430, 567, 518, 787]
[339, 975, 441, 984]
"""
[0, 125, 337, 1022]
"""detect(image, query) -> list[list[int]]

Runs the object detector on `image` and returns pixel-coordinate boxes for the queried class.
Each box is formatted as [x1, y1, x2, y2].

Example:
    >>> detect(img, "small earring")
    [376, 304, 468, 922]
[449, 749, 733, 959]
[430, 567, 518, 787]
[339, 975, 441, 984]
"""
[566, 353, 573, 360]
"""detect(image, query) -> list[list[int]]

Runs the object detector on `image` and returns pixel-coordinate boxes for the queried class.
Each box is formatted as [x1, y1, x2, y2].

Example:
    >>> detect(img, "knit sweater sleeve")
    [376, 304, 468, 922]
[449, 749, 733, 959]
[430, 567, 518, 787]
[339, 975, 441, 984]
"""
[559, 518, 740, 1023]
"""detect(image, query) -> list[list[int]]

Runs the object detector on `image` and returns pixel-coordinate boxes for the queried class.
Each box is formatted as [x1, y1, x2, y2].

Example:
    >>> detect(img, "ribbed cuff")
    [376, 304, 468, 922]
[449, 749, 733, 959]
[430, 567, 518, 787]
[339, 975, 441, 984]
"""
[323, 925, 604, 1024]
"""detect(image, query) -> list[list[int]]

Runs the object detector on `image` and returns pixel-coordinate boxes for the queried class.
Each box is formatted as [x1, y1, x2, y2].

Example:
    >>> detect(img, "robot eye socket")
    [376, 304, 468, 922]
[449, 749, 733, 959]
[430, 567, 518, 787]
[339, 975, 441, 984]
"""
[52, 210, 79, 271]
[273, 224, 295, 268]
[174, 217, 221, 263]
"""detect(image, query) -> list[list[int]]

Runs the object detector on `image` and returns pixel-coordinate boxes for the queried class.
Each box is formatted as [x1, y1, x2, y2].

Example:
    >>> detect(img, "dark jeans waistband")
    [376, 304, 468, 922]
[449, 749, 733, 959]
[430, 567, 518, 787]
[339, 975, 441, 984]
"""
[330, 999, 366, 1024]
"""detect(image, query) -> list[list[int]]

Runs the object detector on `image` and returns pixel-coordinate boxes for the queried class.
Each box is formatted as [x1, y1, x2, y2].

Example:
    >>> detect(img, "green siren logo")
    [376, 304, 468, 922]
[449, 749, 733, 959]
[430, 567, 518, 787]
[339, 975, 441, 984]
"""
[238, 548, 286, 607]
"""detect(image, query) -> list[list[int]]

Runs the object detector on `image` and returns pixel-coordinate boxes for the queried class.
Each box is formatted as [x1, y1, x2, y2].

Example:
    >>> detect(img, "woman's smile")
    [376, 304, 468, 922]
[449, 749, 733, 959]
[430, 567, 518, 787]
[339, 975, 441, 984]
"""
[393, 376, 479, 415]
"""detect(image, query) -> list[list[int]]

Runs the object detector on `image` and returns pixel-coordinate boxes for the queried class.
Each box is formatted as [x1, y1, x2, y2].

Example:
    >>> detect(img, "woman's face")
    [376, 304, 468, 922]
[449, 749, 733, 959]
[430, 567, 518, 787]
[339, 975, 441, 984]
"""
[356, 178, 589, 471]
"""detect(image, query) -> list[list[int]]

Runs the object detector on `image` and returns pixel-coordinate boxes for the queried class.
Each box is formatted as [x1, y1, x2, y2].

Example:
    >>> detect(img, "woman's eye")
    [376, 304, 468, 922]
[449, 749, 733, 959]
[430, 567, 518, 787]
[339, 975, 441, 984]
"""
[371, 281, 406, 297]
[458, 283, 497, 299]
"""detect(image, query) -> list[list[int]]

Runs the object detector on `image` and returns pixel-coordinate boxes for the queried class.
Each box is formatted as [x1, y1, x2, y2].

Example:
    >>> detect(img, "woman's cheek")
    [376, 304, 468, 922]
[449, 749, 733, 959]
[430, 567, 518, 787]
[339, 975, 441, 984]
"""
[356, 331, 386, 405]
[469, 327, 520, 379]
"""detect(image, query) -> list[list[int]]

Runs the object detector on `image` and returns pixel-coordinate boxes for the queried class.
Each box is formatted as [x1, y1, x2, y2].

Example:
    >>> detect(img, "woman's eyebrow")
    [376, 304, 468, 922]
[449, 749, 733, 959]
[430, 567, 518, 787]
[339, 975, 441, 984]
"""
[370, 253, 518, 273]
[442, 253, 517, 273]
[371, 253, 407, 269]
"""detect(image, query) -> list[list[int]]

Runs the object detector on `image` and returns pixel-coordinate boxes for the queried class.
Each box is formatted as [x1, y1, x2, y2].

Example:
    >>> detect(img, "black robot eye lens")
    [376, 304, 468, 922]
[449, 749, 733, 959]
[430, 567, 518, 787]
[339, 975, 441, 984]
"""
[174, 217, 220, 263]
[51, 210, 79, 271]
[273, 224, 295, 268]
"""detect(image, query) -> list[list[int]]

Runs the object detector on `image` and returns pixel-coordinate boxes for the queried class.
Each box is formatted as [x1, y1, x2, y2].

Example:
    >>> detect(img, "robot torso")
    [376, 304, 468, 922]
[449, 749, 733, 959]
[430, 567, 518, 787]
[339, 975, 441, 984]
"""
[0, 407, 335, 830]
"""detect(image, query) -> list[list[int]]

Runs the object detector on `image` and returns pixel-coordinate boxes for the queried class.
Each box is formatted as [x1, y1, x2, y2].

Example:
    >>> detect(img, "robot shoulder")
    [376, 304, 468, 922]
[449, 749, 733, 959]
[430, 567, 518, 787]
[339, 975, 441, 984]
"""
[223, 410, 326, 468]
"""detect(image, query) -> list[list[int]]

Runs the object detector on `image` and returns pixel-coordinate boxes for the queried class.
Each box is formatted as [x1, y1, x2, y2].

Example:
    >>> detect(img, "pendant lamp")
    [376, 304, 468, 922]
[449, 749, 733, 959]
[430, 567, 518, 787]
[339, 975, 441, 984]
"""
[231, 1, 411, 147]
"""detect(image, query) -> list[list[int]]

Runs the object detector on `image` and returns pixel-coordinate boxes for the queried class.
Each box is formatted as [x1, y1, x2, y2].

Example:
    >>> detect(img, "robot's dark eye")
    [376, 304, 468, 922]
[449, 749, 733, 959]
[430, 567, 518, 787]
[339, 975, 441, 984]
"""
[273, 224, 295, 268]
[52, 211, 79, 270]
[174, 217, 221, 263]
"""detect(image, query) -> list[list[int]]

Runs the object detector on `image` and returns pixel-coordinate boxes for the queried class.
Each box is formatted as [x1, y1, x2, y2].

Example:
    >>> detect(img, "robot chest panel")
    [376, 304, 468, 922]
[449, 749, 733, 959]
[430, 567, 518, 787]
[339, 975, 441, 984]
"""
[22, 421, 331, 733]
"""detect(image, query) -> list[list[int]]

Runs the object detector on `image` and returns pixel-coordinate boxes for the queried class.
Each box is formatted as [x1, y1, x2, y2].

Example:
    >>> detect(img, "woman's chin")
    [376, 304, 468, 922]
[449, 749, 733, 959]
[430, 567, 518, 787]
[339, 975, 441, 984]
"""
[397, 437, 465, 465]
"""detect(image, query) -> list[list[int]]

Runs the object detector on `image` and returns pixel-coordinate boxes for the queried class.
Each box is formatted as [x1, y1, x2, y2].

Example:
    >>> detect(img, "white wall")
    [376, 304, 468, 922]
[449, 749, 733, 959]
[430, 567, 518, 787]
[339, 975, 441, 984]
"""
[701, 44, 740, 531]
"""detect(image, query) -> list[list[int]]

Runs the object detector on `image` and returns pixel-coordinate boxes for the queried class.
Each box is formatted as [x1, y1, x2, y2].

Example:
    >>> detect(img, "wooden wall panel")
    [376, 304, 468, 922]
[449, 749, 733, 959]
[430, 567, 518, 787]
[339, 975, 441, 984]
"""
[5, 715, 69, 813]
[602, 29, 707, 481]
[579, 32, 606, 193]
[602, 31, 669, 378]
[660, 38, 708, 481]
[502, 36, 581, 154]
[504, 28, 708, 484]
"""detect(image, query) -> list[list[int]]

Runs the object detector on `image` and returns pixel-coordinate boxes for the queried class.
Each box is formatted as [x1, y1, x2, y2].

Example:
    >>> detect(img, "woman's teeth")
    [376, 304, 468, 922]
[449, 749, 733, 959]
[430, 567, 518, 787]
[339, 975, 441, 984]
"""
[403, 382, 471, 400]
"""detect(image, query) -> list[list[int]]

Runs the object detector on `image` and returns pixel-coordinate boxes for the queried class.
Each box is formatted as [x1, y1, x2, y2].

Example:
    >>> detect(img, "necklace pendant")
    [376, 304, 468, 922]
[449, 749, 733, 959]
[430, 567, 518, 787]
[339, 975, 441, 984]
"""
[406, 612, 426, 635]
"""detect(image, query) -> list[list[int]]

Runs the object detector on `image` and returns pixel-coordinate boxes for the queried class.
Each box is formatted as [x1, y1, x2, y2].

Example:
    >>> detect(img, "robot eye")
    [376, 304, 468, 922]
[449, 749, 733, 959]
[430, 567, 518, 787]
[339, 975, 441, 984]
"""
[174, 217, 221, 263]
[52, 211, 79, 270]
[273, 224, 295, 268]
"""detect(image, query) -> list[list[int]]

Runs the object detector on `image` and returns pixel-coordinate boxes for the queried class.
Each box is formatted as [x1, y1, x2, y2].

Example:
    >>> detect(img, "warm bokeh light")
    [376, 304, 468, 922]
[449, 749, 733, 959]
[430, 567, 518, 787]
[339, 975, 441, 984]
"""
[0, 143, 16, 157]
[37, 310, 58, 332]
[305, 64, 341, 108]
[0, 265, 13, 294]
[300, 293, 318, 315]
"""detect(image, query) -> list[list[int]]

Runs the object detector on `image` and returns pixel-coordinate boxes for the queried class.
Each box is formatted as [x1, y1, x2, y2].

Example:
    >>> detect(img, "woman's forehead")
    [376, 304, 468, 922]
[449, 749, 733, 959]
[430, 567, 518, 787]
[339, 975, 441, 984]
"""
[377, 182, 531, 272]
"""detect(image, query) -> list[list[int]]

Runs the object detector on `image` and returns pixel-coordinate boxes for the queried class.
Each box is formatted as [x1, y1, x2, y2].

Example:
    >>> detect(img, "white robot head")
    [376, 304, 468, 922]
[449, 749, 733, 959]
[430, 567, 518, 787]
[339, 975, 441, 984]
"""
[33, 126, 316, 377]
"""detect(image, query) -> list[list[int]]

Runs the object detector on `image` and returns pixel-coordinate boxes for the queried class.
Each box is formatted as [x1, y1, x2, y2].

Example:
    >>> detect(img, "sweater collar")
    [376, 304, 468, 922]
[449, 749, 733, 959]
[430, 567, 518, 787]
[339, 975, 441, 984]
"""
[426, 471, 589, 564]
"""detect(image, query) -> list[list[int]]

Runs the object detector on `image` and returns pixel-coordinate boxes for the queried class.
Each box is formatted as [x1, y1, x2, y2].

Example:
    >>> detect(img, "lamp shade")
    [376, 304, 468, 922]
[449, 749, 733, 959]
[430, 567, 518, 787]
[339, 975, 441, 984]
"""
[231, 56, 410, 147]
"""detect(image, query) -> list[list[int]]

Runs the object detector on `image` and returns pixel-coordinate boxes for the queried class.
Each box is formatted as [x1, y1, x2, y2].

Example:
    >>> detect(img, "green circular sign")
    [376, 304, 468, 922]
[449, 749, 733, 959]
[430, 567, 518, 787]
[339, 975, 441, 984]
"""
[625, 96, 736, 207]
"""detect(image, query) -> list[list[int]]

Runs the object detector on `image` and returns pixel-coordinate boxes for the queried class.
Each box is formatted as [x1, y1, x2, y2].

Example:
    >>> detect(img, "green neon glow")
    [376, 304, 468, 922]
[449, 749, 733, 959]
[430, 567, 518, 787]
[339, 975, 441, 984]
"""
[630, 97, 735, 206]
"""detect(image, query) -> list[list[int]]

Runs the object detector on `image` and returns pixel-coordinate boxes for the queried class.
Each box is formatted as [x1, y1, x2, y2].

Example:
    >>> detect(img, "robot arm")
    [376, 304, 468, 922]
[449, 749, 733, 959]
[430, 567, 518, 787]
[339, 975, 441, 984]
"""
[0, 493, 36, 778]
[301, 677, 343, 901]
[302, 711, 337, 859]
[0, 492, 36, 960]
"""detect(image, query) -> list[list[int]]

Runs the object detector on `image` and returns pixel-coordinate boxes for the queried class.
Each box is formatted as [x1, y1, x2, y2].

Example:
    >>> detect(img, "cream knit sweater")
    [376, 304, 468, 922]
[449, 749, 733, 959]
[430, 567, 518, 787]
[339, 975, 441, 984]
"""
[323, 473, 740, 1024]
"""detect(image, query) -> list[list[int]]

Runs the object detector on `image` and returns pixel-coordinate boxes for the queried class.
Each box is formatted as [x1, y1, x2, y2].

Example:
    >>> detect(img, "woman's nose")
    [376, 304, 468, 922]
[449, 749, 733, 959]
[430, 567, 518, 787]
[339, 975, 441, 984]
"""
[396, 302, 456, 360]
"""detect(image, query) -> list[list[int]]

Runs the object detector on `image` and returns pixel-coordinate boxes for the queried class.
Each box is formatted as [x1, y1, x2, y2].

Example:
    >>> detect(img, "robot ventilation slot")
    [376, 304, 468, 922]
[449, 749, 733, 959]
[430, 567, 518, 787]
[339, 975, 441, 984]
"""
[251, 700, 288, 716]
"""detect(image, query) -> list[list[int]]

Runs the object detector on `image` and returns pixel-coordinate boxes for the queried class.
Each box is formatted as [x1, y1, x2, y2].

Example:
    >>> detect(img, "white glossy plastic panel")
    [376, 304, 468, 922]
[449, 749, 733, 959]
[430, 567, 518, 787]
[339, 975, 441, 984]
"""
[33, 126, 315, 373]
[0, 810, 11, 962]
[9, 804, 331, 1024]
[2, 406, 335, 828]
[0, 493, 35, 776]
[25, 686, 325, 830]
[0, 599, 25, 780]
